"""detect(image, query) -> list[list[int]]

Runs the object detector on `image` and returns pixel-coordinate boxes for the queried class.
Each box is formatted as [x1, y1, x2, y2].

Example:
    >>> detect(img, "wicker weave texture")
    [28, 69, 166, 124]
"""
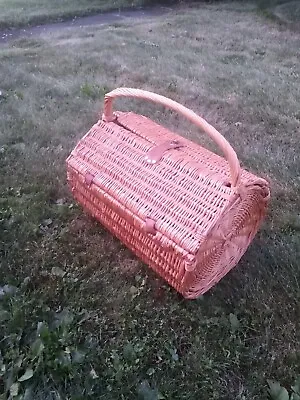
[66, 88, 270, 298]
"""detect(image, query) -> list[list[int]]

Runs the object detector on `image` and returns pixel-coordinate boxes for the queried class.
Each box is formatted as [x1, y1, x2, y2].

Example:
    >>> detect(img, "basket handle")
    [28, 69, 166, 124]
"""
[102, 88, 241, 188]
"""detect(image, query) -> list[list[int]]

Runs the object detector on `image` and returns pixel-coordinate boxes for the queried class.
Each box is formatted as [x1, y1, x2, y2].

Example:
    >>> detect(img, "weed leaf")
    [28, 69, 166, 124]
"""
[229, 313, 240, 332]
[55, 308, 74, 327]
[0, 309, 9, 323]
[268, 380, 289, 400]
[137, 380, 164, 400]
[71, 349, 86, 364]
[18, 368, 33, 382]
[51, 266, 66, 277]
[292, 377, 300, 395]
[31, 338, 45, 358]
[123, 343, 136, 362]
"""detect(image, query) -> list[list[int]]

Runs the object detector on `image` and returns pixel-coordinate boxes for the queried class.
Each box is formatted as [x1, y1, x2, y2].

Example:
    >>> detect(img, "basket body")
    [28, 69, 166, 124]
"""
[66, 92, 270, 299]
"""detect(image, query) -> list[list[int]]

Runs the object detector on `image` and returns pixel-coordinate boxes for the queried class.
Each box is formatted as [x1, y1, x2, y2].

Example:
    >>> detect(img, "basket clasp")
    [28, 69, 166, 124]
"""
[145, 140, 184, 164]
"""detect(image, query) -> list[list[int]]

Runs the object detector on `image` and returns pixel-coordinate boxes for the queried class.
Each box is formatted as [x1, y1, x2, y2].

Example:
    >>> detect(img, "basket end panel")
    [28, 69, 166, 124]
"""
[180, 187, 269, 299]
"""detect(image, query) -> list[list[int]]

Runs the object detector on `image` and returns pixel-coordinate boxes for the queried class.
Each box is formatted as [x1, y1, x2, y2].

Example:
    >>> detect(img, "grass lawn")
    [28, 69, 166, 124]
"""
[0, 0, 146, 29]
[273, 0, 300, 23]
[1, 2, 300, 399]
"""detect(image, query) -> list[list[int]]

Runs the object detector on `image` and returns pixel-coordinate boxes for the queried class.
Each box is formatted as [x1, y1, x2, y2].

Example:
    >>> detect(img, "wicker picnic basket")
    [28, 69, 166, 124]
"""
[66, 88, 270, 299]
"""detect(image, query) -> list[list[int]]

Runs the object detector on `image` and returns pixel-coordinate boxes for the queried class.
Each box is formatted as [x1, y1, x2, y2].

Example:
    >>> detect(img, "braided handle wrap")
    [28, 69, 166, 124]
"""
[102, 87, 241, 187]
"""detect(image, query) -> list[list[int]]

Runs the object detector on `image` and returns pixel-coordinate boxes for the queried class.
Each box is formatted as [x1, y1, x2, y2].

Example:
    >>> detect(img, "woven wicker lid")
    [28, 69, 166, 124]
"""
[68, 111, 266, 257]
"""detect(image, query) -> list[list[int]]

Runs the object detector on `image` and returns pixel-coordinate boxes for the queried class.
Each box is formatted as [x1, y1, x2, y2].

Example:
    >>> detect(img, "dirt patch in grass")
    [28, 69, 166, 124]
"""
[0, 7, 172, 45]
[0, 0, 152, 29]
[1, 3, 300, 399]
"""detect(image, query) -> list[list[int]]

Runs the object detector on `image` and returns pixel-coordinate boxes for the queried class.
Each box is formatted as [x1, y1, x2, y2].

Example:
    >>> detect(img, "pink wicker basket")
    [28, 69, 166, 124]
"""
[66, 88, 270, 299]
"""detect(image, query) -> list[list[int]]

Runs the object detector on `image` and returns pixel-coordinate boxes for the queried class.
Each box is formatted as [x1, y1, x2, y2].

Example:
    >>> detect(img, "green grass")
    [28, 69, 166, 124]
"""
[0, 0, 146, 29]
[272, 1, 300, 23]
[1, 3, 300, 399]
[257, 0, 300, 30]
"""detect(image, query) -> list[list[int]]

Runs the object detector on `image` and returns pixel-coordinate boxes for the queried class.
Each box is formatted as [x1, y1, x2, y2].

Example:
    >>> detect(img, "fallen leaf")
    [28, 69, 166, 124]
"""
[90, 368, 98, 379]
[10, 383, 19, 397]
[55, 198, 65, 205]
[43, 218, 53, 226]
[51, 267, 66, 277]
